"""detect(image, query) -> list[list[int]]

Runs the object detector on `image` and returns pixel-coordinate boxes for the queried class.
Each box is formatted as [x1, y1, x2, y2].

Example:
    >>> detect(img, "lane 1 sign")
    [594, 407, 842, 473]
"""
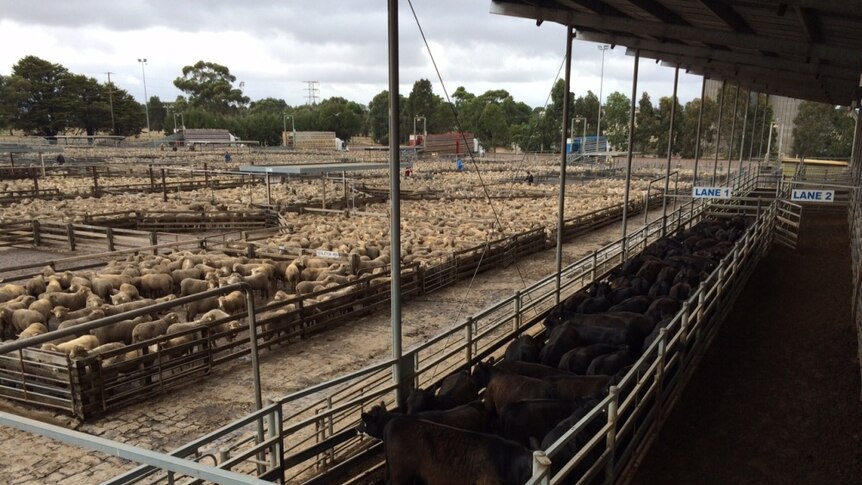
[791, 189, 835, 203]
[692, 187, 732, 199]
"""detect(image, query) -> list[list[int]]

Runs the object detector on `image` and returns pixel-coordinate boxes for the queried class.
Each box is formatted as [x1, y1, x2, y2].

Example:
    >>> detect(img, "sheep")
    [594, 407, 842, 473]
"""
[118, 283, 139, 299]
[171, 268, 203, 290]
[110, 292, 132, 305]
[163, 322, 205, 351]
[53, 305, 96, 323]
[101, 347, 143, 372]
[101, 299, 156, 317]
[69, 276, 92, 289]
[186, 296, 220, 321]
[25, 276, 46, 296]
[285, 262, 303, 291]
[218, 291, 247, 314]
[57, 309, 106, 331]
[44, 278, 63, 294]
[140, 273, 173, 298]
[0, 284, 27, 303]
[131, 312, 181, 343]
[179, 277, 215, 297]
[91, 315, 151, 345]
[69, 342, 126, 360]
[0, 296, 35, 312]
[42, 335, 100, 355]
[295, 281, 322, 295]
[45, 288, 89, 311]
[243, 272, 272, 298]
[198, 309, 243, 341]
[28, 298, 54, 320]
[2, 308, 47, 335]
[89, 277, 116, 300]
[17, 322, 48, 339]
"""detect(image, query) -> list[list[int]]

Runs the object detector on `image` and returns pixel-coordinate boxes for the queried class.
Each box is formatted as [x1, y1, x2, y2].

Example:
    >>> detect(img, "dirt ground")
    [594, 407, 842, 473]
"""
[0, 203, 666, 484]
[630, 210, 862, 485]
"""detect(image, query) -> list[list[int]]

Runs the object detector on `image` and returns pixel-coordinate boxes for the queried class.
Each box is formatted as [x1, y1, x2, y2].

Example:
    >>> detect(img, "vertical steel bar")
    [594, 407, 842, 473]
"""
[748, 92, 760, 172]
[726, 85, 740, 182]
[620, 49, 640, 260]
[388, 0, 405, 410]
[604, 385, 620, 484]
[758, 94, 770, 159]
[693, 76, 707, 185]
[738, 89, 749, 173]
[712, 80, 726, 185]
[245, 289, 265, 475]
[555, 26, 574, 305]
[662, 66, 679, 237]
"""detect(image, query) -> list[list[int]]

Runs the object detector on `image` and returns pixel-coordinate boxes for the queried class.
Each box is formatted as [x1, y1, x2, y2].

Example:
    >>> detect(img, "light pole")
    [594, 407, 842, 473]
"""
[137, 58, 151, 140]
[283, 114, 295, 147]
[572, 116, 586, 155]
[765, 121, 778, 164]
[105, 72, 116, 135]
[596, 45, 609, 157]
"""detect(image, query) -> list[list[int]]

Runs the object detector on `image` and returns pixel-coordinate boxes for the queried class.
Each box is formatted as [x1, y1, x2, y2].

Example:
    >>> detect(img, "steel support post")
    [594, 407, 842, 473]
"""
[712, 80, 726, 185]
[758, 94, 770, 159]
[620, 50, 640, 260]
[661, 66, 679, 237]
[738, 89, 750, 175]
[555, 26, 574, 305]
[726, 85, 740, 182]
[692, 77, 706, 185]
[748, 92, 760, 172]
[387, 0, 405, 410]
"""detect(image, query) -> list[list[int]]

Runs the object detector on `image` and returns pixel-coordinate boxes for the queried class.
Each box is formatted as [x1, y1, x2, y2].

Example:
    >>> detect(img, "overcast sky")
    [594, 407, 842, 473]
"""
[0, 0, 705, 109]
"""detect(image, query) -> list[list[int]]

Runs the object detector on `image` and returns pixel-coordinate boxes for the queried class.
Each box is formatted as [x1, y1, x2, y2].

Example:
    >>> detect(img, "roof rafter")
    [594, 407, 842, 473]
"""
[699, 0, 754, 34]
[794, 6, 822, 43]
[624, 0, 688, 24]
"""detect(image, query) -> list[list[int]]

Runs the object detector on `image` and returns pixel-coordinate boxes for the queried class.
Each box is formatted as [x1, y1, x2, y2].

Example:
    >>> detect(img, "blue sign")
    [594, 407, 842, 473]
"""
[692, 187, 732, 199]
[791, 189, 834, 202]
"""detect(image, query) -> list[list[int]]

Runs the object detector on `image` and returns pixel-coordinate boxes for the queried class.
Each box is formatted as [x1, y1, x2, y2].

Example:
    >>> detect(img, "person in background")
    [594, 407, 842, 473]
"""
[405, 166, 413, 177]
[525, 171, 534, 185]
[224, 152, 232, 162]
[456, 158, 464, 172]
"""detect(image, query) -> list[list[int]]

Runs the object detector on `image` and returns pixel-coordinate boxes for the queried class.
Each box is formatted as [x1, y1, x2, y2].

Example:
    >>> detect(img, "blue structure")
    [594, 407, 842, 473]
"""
[567, 136, 608, 154]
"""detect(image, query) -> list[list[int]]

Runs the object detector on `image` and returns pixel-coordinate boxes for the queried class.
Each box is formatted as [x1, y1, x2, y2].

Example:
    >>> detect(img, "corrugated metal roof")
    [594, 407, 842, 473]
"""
[490, 0, 862, 105]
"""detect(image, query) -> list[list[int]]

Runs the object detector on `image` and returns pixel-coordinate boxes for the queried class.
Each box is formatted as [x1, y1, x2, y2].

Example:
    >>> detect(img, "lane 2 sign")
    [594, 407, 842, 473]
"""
[692, 187, 732, 199]
[790, 189, 835, 203]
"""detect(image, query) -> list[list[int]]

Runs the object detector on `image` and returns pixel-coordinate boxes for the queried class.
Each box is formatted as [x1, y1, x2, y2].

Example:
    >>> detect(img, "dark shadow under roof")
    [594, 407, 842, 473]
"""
[490, 0, 862, 106]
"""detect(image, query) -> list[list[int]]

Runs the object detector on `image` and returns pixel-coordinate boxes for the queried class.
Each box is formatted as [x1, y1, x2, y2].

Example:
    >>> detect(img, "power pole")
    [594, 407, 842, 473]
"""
[304, 81, 320, 105]
[105, 72, 116, 135]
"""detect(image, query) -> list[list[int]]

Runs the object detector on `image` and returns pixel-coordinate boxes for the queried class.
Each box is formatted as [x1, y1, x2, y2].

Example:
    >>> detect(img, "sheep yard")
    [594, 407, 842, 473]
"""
[0, 146, 694, 484]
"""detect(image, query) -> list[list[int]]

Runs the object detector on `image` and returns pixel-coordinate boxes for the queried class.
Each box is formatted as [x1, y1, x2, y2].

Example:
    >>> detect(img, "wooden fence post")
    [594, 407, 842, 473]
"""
[32, 220, 41, 247]
[150, 232, 158, 255]
[67, 224, 76, 251]
[204, 163, 209, 188]
[148, 164, 155, 190]
[92, 166, 100, 198]
[31, 168, 38, 193]
[106, 227, 115, 252]
[246, 242, 256, 259]
[161, 168, 168, 202]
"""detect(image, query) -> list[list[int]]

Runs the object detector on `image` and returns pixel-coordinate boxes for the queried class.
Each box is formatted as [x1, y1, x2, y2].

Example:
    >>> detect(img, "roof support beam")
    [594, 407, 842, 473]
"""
[576, 31, 860, 80]
[699, 0, 754, 33]
[624, 0, 688, 24]
[794, 6, 822, 43]
[552, 0, 628, 17]
[489, 1, 862, 67]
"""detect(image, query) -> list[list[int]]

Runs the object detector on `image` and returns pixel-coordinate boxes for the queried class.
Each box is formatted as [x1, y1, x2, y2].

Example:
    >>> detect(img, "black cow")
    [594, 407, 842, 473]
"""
[558, 344, 622, 374]
[608, 295, 653, 314]
[384, 418, 532, 485]
[498, 398, 594, 449]
[504, 335, 541, 363]
[539, 324, 583, 367]
[406, 370, 477, 414]
[545, 375, 610, 400]
[564, 311, 654, 335]
[495, 360, 576, 379]
[607, 286, 639, 306]
[575, 296, 610, 314]
[359, 401, 490, 439]
[645, 297, 681, 324]
[540, 399, 605, 476]
[472, 361, 554, 416]
[586, 348, 635, 376]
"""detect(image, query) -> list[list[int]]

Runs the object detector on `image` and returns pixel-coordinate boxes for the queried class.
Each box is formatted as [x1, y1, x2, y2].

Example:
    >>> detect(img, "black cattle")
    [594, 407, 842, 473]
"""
[629, 276, 651, 295]
[607, 286, 639, 305]
[620, 255, 645, 275]
[495, 360, 576, 379]
[564, 311, 654, 335]
[562, 291, 591, 311]
[645, 297, 681, 324]
[636, 259, 667, 285]
[641, 317, 672, 353]
[558, 344, 622, 374]
[669, 282, 691, 300]
[498, 398, 594, 449]
[384, 418, 532, 485]
[359, 401, 490, 439]
[672, 266, 702, 286]
[406, 370, 477, 414]
[570, 324, 644, 351]
[648, 279, 670, 298]
[539, 324, 583, 367]
[540, 399, 605, 476]
[504, 335, 541, 363]
[545, 375, 610, 400]
[608, 295, 653, 314]
[586, 348, 635, 376]
[587, 281, 611, 297]
[472, 361, 554, 415]
[576, 296, 610, 314]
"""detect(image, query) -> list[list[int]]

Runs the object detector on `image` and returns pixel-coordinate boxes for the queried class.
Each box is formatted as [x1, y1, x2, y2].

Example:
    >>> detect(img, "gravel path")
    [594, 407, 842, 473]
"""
[630, 210, 862, 485]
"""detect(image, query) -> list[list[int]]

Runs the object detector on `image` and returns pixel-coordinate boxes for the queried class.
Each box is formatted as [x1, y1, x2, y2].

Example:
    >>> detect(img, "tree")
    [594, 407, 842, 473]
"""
[173, 61, 250, 114]
[6, 56, 71, 137]
[0, 74, 12, 134]
[249, 98, 289, 116]
[147, 96, 167, 133]
[478, 103, 509, 152]
[635, 92, 658, 154]
[63, 74, 110, 137]
[110, 86, 146, 137]
[368, 90, 389, 143]
[602, 91, 631, 151]
[792, 101, 855, 159]
[655, 95, 684, 157]
[318, 97, 362, 141]
[452, 86, 475, 108]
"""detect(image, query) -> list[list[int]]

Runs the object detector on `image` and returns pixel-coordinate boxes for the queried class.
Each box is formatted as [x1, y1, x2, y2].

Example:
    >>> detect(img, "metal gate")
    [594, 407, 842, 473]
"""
[774, 199, 802, 249]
